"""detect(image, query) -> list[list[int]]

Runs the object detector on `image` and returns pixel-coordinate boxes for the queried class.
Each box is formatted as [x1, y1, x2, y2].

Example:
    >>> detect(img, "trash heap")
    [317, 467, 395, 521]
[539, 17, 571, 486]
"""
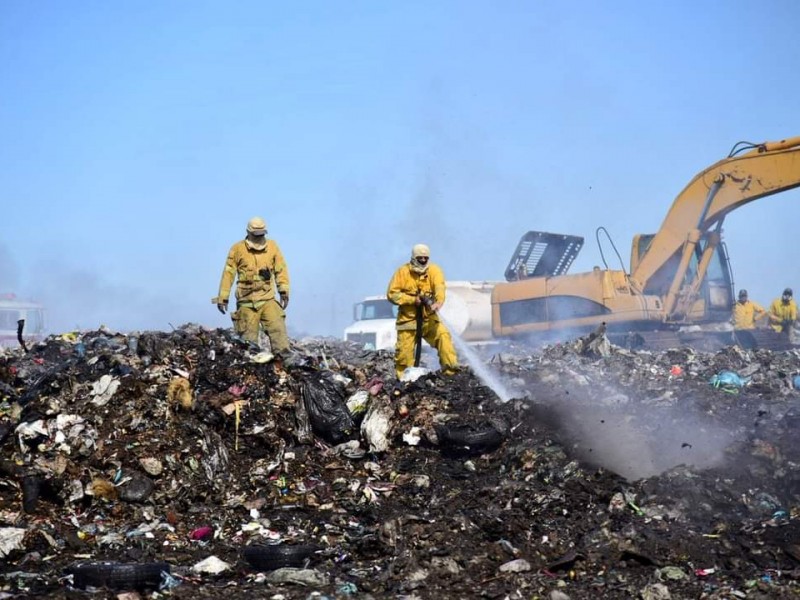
[1, 325, 800, 599]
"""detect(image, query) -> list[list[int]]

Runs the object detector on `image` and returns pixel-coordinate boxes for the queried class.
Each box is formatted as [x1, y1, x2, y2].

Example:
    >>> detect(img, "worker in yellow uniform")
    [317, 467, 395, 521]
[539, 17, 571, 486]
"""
[386, 244, 458, 379]
[731, 289, 767, 330]
[768, 287, 798, 333]
[215, 217, 291, 356]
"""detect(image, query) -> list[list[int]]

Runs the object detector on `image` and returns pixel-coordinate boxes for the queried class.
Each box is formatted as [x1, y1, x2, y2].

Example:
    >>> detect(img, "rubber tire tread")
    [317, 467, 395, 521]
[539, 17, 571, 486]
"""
[243, 544, 318, 571]
[66, 562, 171, 590]
[437, 421, 506, 451]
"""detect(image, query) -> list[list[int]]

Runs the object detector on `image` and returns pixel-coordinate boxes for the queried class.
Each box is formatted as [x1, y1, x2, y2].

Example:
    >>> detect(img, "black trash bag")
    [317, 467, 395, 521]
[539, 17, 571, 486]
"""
[299, 372, 356, 445]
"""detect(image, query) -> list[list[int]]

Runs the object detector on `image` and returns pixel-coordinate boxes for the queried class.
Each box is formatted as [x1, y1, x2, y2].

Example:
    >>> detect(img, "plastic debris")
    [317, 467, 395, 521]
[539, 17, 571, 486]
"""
[709, 370, 750, 390]
[360, 397, 394, 453]
[402, 426, 422, 446]
[90, 374, 121, 407]
[191, 555, 231, 574]
[400, 366, 429, 382]
[346, 390, 370, 417]
[498, 558, 531, 573]
[0, 528, 26, 558]
[265, 567, 328, 586]
[190, 526, 214, 541]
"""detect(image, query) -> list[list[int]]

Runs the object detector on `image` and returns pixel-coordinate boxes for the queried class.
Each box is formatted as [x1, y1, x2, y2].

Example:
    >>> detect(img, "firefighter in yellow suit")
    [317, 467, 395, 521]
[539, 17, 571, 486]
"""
[215, 217, 290, 355]
[768, 287, 798, 333]
[731, 289, 767, 330]
[386, 244, 458, 379]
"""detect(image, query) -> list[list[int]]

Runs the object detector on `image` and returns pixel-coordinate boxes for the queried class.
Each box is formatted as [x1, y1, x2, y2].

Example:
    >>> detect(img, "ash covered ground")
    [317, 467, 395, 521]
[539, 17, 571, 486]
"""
[1, 326, 800, 599]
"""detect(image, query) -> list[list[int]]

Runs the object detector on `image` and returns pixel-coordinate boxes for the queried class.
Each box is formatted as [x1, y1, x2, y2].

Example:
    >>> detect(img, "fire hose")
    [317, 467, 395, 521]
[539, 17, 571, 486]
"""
[17, 319, 28, 353]
[413, 305, 423, 367]
[413, 295, 435, 367]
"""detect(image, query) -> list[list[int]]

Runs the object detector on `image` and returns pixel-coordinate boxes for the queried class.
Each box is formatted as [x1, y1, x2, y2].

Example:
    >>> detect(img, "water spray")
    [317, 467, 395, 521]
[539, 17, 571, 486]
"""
[438, 313, 514, 402]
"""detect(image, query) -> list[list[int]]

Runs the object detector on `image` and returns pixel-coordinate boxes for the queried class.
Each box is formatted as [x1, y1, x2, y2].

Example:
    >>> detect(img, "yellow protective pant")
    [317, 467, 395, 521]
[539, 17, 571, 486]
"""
[233, 300, 289, 354]
[395, 318, 458, 379]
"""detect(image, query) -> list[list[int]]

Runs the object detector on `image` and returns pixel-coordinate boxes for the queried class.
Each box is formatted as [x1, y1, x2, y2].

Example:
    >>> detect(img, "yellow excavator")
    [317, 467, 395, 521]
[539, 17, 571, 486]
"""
[491, 136, 800, 347]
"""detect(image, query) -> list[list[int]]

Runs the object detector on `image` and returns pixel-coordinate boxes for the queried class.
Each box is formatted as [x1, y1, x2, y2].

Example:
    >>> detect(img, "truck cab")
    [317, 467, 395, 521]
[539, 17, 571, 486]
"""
[344, 282, 499, 351]
[0, 294, 46, 347]
[343, 296, 398, 350]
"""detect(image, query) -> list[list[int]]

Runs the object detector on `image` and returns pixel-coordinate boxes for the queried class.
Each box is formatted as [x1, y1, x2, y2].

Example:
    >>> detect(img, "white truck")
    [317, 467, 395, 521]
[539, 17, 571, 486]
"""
[0, 293, 46, 348]
[343, 281, 498, 351]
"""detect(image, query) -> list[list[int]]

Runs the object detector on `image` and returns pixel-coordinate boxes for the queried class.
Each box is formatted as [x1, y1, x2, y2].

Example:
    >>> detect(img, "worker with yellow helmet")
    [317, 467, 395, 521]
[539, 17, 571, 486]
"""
[731, 289, 767, 330]
[215, 217, 291, 355]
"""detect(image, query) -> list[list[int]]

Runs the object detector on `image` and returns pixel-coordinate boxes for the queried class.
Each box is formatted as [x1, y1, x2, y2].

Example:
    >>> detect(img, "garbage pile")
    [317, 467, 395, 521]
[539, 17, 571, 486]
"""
[2, 325, 800, 599]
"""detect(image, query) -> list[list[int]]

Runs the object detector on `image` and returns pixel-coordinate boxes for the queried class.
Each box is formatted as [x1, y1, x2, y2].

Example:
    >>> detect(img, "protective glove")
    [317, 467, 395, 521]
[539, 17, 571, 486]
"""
[419, 294, 434, 308]
[279, 292, 289, 309]
[430, 301, 442, 313]
[217, 301, 228, 315]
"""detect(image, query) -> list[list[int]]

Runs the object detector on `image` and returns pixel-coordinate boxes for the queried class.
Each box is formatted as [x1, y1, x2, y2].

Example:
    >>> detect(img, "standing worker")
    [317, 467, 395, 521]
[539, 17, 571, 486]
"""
[768, 287, 798, 334]
[386, 243, 459, 379]
[731, 288, 767, 349]
[731, 289, 767, 330]
[214, 217, 291, 357]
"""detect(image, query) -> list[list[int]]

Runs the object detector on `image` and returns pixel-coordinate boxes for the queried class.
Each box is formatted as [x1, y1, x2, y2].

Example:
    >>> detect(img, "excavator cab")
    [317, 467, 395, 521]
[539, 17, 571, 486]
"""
[631, 233, 734, 323]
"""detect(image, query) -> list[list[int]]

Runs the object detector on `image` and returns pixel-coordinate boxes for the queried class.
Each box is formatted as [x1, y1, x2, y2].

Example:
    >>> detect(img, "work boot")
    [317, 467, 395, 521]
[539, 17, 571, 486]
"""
[275, 350, 305, 369]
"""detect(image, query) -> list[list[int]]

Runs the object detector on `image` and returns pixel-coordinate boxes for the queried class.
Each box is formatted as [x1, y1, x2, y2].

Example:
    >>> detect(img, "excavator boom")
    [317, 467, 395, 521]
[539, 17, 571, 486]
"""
[631, 136, 800, 292]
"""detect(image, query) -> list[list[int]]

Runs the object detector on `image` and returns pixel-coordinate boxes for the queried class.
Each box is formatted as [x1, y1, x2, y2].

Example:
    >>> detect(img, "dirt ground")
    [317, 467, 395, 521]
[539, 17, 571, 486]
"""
[2, 326, 800, 599]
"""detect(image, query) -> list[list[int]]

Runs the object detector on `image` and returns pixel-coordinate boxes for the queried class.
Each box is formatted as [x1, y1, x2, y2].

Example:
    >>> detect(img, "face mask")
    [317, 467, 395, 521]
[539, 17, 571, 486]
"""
[410, 256, 429, 274]
[245, 234, 267, 250]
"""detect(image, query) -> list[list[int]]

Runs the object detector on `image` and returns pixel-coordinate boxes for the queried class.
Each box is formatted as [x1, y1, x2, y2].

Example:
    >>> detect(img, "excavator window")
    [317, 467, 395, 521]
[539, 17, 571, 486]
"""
[0, 310, 19, 330]
[360, 300, 397, 320]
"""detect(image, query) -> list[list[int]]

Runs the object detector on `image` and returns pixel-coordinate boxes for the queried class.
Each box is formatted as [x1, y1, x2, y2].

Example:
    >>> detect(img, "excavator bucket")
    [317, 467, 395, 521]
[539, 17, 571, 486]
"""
[504, 231, 584, 282]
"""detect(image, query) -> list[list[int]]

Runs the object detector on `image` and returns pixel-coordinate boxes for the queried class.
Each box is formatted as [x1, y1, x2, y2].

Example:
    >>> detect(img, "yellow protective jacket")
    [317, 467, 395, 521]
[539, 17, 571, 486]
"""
[768, 298, 798, 332]
[218, 239, 289, 307]
[731, 300, 767, 330]
[386, 263, 446, 331]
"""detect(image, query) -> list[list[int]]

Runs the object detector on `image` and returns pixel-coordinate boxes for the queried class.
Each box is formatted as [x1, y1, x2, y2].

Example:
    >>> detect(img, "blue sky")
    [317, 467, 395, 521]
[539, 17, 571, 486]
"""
[1, 1, 799, 336]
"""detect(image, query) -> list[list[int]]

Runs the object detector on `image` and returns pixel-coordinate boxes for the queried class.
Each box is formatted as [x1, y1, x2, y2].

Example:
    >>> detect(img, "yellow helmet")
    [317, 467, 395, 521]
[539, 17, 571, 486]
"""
[247, 217, 267, 235]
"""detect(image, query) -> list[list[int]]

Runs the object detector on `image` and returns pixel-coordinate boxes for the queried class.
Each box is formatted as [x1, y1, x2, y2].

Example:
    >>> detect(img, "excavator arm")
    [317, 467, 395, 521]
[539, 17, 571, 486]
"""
[631, 136, 800, 300]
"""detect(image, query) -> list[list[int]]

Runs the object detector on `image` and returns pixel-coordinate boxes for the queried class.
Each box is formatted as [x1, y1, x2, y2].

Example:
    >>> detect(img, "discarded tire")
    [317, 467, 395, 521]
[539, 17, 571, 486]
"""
[243, 544, 319, 571]
[436, 418, 508, 456]
[65, 562, 171, 590]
